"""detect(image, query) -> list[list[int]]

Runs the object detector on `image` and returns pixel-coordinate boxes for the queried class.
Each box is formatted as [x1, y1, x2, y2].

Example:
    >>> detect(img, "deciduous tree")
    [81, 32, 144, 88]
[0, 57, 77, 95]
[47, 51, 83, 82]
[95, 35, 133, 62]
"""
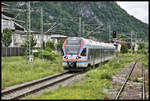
[21, 34, 37, 51]
[2, 28, 12, 47]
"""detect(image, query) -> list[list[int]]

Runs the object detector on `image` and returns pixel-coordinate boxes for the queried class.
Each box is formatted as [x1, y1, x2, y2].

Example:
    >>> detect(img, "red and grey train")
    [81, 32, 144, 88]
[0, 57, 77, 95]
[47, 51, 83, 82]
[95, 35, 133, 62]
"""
[62, 37, 115, 71]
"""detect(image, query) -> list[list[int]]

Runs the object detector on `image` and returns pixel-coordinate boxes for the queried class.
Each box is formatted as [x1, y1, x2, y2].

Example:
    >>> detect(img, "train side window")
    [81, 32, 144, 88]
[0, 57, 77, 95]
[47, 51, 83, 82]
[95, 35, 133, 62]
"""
[62, 50, 64, 55]
[81, 48, 86, 56]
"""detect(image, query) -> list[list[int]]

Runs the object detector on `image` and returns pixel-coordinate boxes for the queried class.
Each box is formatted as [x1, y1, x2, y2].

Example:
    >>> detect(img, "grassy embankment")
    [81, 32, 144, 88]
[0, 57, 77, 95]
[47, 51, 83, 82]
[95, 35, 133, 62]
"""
[2, 56, 63, 88]
[26, 53, 148, 99]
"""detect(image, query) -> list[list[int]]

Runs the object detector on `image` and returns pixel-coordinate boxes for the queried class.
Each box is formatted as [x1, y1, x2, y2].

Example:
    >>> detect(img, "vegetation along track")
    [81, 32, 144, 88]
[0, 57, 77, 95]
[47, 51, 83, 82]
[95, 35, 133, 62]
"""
[142, 63, 146, 100]
[114, 57, 147, 100]
[1, 71, 80, 100]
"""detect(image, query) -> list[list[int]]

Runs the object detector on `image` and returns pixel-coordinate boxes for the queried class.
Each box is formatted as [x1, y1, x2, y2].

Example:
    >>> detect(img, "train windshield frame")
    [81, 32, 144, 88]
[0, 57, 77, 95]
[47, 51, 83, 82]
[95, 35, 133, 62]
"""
[65, 39, 82, 55]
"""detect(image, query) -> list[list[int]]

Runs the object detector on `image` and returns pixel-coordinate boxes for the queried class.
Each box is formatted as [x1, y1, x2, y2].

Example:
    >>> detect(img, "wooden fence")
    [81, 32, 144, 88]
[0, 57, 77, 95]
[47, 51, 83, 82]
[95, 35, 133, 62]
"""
[1, 47, 25, 57]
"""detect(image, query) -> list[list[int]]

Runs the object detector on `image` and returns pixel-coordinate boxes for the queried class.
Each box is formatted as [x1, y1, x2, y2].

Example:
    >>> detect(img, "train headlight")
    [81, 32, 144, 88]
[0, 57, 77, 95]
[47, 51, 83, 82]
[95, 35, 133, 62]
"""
[76, 56, 81, 59]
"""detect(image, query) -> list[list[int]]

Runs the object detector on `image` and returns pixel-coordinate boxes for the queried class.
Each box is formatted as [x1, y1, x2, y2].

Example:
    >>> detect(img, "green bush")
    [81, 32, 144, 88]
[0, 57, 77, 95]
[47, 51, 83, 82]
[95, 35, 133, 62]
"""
[133, 77, 140, 82]
[56, 39, 65, 53]
[45, 47, 52, 52]
[32, 49, 41, 57]
[2, 28, 12, 47]
[33, 52, 39, 57]
[138, 42, 145, 50]
[45, 41, 55, 50]
[121, 44, 128, 53]
[137, 49, 147, 54]
[36, 49, 57, 61]
[128, 77, 131, 81]
[112, 62, 124, 69]
[100, 73, 112, 80]
[128, 50, 131, 53]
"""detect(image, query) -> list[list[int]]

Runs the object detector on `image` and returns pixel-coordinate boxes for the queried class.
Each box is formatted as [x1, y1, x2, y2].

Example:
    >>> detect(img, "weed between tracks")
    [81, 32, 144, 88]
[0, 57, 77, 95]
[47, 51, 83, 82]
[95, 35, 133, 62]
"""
[2, 56, 63, 88]
[25, 53, 147, 99]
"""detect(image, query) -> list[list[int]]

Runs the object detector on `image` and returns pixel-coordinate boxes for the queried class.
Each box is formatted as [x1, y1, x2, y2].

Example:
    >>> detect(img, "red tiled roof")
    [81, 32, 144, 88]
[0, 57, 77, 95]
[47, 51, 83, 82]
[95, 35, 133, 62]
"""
[113, 39, 130, 45]
[1, 3, 9, 6]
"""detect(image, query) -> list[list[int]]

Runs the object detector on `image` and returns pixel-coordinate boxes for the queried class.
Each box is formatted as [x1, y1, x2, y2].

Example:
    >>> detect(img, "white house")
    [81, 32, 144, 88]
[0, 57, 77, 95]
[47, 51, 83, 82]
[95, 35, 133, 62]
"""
[50, 34, 67, 44]
[10, 30, 53, 48]
[1, 14, 15, 33]
[33, 34, 67, 48]
[1, 3, 26, 47]
[33, 32, 52, 47]
[2, 14, 27, 47]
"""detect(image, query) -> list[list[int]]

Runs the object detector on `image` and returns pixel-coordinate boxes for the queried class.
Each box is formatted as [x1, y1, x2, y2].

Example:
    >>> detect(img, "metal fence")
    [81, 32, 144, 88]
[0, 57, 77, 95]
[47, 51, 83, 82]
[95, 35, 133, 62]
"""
[1, 47, 25, 57]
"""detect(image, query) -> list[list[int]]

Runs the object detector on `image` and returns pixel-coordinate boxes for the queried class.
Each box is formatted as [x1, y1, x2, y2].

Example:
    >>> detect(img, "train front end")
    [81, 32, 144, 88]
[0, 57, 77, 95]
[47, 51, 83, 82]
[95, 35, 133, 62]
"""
[62, 37, 88, 71]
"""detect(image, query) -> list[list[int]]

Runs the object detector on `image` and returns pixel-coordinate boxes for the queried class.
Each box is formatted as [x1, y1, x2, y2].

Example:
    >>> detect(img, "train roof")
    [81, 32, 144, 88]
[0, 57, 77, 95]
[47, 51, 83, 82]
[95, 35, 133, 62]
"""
[66, 37, 115, 49]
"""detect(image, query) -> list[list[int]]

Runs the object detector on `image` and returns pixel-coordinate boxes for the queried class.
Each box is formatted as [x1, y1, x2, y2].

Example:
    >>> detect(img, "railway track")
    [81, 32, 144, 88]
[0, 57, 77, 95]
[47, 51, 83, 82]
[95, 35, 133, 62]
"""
[1, 71, 80, 100]
[114, 57, 146, 100]
[142, 63, 146, 100]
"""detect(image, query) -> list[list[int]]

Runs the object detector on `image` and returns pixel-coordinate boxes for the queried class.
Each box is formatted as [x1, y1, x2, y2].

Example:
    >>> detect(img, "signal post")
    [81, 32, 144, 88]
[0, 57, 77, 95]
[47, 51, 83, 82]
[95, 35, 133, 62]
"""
[112, 31, 119, 63]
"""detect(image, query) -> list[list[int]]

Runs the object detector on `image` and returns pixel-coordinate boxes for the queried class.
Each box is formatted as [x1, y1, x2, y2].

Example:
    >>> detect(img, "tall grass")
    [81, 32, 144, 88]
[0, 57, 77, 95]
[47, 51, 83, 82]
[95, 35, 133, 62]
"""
[138, 54, 149, 69]
[25, 53, 146, 99]
[18, 53, 149, 99]
[2, 56, 63, 88]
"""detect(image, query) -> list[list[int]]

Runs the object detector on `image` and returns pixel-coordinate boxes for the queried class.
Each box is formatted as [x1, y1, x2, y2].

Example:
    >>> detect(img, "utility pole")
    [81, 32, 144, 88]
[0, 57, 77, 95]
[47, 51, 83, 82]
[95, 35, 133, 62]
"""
[79, 17, 81, 37]
[144, 37, 146, 55]
[29, 2, 31, 58]
[82, 21, 85, 38]
[131, 31, 133, 54]
[136, 32, 137, 43]
[40, 7, 43, 60]
[135, 32, 137, 54]
[108, 24, 111, 43]
[26, 1, 31, 64]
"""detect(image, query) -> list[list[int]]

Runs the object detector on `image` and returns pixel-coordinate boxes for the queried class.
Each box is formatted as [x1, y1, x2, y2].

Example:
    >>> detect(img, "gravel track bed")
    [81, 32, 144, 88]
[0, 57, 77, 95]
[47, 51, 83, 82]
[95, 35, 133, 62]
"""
[109, 61, 148, 100]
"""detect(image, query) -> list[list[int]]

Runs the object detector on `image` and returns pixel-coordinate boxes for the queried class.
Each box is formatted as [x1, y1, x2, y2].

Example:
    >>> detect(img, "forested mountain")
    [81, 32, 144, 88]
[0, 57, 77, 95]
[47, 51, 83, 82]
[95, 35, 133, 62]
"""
[3, 1, 148, 42]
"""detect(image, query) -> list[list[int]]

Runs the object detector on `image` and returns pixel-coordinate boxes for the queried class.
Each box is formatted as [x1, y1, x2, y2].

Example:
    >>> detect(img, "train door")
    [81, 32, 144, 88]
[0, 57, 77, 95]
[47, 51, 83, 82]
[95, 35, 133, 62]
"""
[88, 48, 92, 65]
[81, 48, 87, 59]
[86, 48, 91, 68]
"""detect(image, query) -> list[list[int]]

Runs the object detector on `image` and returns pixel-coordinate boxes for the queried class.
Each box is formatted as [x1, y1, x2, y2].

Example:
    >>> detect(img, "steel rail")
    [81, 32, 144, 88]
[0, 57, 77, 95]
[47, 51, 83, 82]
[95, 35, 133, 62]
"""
[1, 71, 80, 100]
[142, 63, 146, 100]
[114, 57, 144, 100]
[2, 71, 68, 95]
[114, 61, 137, 100]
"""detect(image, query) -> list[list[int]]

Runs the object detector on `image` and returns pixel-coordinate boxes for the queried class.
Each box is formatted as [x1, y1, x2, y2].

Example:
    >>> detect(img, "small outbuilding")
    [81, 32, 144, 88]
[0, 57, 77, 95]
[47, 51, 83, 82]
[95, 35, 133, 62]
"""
[112, 39, 130, 52]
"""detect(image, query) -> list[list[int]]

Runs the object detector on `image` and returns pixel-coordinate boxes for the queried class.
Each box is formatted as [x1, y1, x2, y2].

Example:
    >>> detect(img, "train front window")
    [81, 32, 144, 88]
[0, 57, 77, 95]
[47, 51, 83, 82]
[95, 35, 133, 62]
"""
[66, 46, 80, 55]
[81, 48, 86, 56]
[65, 39, 82, 55]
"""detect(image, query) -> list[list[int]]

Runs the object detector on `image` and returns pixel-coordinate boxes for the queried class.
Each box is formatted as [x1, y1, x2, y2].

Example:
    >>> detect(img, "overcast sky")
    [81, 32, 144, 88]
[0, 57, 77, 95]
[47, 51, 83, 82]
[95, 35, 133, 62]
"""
[116, 1, 149, 24]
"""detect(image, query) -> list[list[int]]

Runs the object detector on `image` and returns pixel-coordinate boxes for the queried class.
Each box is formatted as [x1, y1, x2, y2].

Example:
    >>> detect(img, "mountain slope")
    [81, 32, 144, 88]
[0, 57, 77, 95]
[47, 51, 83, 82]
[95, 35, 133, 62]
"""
[3, 1, 148, 42]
